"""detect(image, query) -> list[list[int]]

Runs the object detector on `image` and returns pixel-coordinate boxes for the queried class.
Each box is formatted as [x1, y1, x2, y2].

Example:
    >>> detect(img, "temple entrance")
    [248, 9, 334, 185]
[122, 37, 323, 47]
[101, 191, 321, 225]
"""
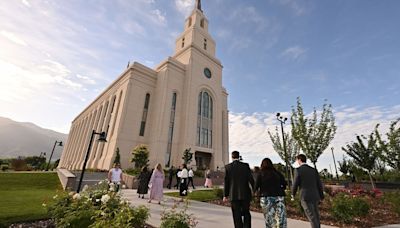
[195, 151, 212, 170]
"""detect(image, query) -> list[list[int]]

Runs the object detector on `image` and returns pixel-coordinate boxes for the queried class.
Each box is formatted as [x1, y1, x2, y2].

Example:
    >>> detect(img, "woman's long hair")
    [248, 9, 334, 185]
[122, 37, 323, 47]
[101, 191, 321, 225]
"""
[260, 158, 278, 178]
[155, 163, 163, 173]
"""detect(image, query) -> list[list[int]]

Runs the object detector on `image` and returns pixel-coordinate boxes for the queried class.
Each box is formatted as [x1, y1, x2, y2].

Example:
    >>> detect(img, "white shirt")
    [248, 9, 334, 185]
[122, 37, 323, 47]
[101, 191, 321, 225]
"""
[188, 169, 194, 177]
[110, 168, 122, 182]
[180, 168, 189, 178]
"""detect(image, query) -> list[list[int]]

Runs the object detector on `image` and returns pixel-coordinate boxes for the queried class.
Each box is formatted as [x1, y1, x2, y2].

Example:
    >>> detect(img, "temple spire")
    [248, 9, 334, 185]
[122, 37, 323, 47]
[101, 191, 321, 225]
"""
[195, 0, 202, 12]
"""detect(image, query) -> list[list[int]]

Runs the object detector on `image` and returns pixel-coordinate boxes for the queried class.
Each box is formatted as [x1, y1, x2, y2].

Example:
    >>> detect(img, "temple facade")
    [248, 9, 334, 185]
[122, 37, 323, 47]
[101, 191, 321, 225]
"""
[58, 1, 229, 171]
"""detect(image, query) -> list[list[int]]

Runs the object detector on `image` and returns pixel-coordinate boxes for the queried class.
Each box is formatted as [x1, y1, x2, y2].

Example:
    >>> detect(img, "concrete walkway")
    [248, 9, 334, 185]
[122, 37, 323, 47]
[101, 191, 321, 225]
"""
[121, 189, 337, 228]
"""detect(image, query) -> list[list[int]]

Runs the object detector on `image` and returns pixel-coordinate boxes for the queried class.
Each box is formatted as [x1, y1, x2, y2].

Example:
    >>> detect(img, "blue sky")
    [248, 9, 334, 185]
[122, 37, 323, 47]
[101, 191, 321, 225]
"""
[0, 0, 399, 170]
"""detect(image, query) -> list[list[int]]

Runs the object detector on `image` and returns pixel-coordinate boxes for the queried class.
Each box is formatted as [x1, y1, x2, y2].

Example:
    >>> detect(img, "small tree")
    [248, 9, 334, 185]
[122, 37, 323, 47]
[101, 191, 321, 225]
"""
[338, 156, 350, 177]
[182, 148, 193, 165]
[268, 127, 300, 183]
[342, 133, 380, 189]
[375, 119, 400, 171]
[113, 147, 121, 164]
[131, 144, 149, 169]
[291, 97, 337, 169]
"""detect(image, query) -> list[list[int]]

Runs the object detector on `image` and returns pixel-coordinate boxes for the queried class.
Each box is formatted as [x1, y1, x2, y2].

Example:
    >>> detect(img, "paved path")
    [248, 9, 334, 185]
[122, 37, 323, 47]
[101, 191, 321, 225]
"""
[122, 189, 337, 228]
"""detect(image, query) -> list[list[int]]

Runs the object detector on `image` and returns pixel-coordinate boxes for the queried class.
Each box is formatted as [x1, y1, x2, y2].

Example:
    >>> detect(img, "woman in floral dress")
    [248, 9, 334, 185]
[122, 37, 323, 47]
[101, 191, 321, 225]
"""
[254, 158, 287, 228]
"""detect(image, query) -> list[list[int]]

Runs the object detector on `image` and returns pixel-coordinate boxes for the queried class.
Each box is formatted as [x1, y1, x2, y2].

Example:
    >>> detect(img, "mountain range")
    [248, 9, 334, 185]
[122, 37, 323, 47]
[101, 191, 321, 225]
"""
[0, 116, 68, 160]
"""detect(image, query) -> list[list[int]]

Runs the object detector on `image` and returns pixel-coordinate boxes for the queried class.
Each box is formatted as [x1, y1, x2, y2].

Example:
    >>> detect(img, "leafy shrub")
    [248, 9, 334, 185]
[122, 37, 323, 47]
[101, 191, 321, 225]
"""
[125, 168, 141, 176]
[330, 193, 370, 223]
[212, 186, 224, 199]
[47, 180, 149, 228]
[285, 190, 303, 214]
[1, 165, 9, 172]
[160, 202, 197, 228]
[324, 186, 333, 196]
[383, 191, 400, 215]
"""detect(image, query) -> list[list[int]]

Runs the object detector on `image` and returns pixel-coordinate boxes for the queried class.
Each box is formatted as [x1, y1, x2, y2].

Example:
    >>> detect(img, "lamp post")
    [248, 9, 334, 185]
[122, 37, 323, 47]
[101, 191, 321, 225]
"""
[77, 130, 107, 193]
[276, 113, 290, 186]
[331, 147, 339, 181]
[46, 141, 63, 171]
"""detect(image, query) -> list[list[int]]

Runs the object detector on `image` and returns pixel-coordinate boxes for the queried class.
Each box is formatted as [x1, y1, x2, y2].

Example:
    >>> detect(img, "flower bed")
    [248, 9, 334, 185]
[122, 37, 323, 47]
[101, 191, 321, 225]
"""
[45, 180, 150, 228]
[206, 186, 400, 228]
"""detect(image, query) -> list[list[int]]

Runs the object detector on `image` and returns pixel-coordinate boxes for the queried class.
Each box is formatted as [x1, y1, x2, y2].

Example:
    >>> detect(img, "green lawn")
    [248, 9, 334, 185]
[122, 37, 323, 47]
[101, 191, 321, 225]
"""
[0, 172, 61, 227]
[164, 189, 220, 202]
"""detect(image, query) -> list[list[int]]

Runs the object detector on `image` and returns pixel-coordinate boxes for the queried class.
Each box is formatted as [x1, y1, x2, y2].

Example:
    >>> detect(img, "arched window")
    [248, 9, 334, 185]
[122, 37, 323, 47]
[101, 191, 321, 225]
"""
[139, 93, 150, 136]
[200, 18, 205, 28]
[197, 91, 213, 148]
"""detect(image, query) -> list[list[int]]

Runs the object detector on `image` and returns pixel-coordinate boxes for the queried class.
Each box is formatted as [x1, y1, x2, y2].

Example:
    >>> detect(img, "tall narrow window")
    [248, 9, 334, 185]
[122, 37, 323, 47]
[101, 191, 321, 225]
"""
[139, 93, 150, 136]
[165, 93, 177, 167]
[204, 39, 207, 50]
[182, 37, 185, 48]
[188, 17, 192, 27]
[196, 91, 213, 148]
[200, 18, 205, 28]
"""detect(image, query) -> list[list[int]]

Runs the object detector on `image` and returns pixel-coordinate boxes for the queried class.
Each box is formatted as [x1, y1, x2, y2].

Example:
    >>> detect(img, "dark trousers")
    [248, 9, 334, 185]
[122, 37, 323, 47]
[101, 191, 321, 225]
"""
[301, 200, 320, 228]
[187, 177, 195, 188]
[231, 200, 251, 228]
[167, 177, 173, 189]
[174, 177, 181, 189]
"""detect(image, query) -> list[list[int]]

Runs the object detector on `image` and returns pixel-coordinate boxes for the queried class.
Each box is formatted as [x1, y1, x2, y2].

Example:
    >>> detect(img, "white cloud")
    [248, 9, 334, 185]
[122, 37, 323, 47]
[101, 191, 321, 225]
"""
[229, 106, 400, 171]
[175, 0, 194, 16]
[76, 74, 96, 85]
[272, 0, 311, 16]
[21, 0, 31, 8]
[280, 45, 307, 60]
[151, 9, 166, 25]
[229, 6, 268, 33]
[0, 30, 28, 46]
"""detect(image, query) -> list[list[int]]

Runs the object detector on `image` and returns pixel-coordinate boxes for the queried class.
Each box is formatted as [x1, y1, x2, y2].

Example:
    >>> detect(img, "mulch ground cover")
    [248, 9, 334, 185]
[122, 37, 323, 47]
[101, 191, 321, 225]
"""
[209, 196, 400, 228]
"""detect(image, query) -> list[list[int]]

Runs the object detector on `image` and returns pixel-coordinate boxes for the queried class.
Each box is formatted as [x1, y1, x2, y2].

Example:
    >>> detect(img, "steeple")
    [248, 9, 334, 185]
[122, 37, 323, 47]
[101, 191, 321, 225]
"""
[174, 0, 217, 62]
[196, 0, 202, 12]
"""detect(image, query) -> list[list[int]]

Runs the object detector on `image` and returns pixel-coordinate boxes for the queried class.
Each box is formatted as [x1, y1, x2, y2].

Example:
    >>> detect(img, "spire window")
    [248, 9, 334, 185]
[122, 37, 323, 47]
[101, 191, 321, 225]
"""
[204, 39, 207, 50]
[182, 37, 185, 48]
[200, 18, 205, 28]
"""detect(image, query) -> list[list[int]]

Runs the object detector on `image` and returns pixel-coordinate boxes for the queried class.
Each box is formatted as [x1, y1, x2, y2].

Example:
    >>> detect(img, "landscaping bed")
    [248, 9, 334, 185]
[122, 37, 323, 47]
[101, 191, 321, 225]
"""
[170, 187, 400, 228]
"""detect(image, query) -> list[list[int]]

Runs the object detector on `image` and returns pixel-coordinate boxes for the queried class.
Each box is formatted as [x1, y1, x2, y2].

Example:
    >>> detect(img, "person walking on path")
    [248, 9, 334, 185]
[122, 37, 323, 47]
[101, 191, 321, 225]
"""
[174, 166, 182, 189]
[292, 154, 324, 228]
[254, 158, 287, 228]
[204, 168, 213, 188]
[179, 164, 189, 197]
[167, 166, 175, 189]
[137, 166, 151, 199]
[187, 167, 195, 189]
[108, 163, 123, 192]
[148, 163, 165, 204]
[223, 151, 255, 228]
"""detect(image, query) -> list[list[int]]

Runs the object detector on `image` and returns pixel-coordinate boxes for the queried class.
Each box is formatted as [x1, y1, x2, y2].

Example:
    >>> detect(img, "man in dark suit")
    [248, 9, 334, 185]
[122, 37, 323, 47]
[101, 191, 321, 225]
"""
[223, 151, 254, 228]
[292, 154, 324, 228]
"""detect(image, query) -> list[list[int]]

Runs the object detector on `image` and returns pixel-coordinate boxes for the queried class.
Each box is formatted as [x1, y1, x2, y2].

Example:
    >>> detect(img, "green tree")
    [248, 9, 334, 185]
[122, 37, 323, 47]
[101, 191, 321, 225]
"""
[25, 156, 46, 170]
[182, 148, 193, 165]
[291, 97, 337, 169]
[342, 133, 380, 189]
[375, 119, 400, 171]
[268, 126, 300, 183]
[131, 144, 149, 169]
[338, 156, 350, 178]
[113, 147, 121, 164]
